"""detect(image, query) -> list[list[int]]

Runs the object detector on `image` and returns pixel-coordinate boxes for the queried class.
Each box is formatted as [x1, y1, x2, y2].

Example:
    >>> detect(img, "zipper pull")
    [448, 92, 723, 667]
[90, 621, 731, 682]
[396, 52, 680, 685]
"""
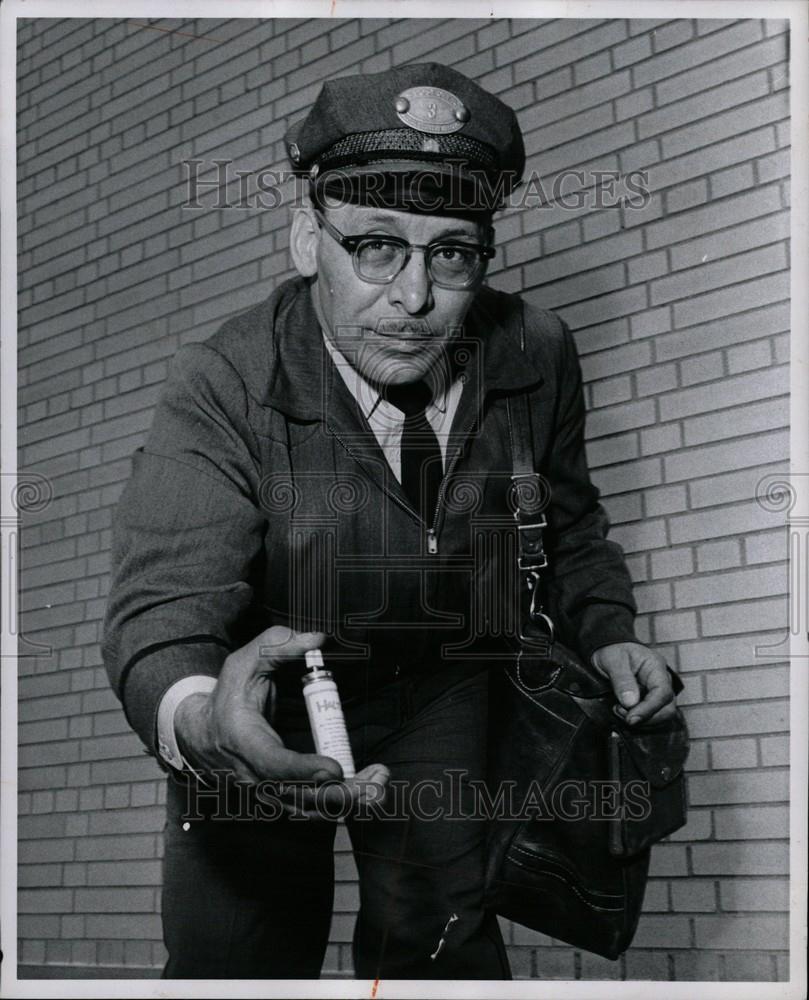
[427, 529, 438, 555]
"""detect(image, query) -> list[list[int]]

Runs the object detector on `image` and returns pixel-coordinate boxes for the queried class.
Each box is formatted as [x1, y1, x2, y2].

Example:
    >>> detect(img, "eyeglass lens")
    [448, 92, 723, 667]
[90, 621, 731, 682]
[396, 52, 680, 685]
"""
[356, 239, 483, 287]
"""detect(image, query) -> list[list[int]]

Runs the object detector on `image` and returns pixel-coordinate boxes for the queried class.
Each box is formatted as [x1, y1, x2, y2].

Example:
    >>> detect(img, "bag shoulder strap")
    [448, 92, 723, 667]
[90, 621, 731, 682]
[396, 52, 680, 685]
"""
[506, 307, 685, 697]
[505, 304, 554, 650]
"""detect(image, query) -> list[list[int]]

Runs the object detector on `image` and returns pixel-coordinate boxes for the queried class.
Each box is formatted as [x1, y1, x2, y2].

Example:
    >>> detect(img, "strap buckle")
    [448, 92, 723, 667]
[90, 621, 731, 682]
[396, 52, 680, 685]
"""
[517, 570, 555, 647]
[510, 473, 546, 522]
[517, 519, 548, 570]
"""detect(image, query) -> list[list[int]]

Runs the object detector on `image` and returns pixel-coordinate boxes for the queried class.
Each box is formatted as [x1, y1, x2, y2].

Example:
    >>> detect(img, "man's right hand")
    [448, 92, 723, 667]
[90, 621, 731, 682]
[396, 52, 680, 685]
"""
[173, 626, 389, 816]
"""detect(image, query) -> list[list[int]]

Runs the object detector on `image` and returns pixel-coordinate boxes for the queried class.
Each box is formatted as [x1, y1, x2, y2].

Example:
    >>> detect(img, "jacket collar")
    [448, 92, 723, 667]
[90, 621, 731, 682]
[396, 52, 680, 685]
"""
[257, 276, 543, 420]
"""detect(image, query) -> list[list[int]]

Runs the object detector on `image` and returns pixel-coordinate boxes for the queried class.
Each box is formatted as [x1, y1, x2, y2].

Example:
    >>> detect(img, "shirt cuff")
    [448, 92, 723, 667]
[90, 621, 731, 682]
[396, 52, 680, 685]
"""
[156, 675, 217, 772]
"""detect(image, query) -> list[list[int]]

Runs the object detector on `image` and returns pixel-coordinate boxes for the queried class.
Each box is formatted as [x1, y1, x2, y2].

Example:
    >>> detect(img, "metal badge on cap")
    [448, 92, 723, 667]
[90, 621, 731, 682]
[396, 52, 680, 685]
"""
[394, 87, 469, 134]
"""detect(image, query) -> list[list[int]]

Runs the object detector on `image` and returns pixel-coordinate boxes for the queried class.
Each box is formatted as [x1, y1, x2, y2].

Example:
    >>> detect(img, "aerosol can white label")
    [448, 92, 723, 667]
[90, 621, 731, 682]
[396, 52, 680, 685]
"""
[302, 650, 356, 779]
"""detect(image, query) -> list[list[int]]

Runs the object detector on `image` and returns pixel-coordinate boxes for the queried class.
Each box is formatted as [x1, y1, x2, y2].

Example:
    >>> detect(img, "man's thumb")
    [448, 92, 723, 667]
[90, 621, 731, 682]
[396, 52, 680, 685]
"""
[614, 669, 640, 709]
[252, 626, 326, 669]
[593, 648, 640, 709]
[597, 655, 640, 709]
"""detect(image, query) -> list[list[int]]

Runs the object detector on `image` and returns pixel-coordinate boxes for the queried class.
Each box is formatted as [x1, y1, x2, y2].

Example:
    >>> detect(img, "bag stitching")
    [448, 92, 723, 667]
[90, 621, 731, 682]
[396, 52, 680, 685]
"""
[508, 844, 623, 900]
[504, 854, 625, 912]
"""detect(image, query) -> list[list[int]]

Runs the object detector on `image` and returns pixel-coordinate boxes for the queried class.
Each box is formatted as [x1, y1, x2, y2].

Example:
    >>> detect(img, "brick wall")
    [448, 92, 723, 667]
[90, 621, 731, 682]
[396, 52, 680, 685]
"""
[15, 17, 790, 981]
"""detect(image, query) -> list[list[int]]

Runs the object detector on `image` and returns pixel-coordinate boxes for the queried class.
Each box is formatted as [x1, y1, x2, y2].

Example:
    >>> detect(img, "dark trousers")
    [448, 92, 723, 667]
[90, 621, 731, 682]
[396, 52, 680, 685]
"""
[161, 663, 511, 979]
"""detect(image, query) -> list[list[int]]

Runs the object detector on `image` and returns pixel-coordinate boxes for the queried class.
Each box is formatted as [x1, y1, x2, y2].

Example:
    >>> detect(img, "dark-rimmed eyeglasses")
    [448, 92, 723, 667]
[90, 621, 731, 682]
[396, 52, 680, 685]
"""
[314, 211, 495, 290]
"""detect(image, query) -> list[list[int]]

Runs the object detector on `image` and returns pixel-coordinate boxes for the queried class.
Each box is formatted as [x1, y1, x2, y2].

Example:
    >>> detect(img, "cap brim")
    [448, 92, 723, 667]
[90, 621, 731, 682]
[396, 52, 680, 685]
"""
[313, 160, 504, 214]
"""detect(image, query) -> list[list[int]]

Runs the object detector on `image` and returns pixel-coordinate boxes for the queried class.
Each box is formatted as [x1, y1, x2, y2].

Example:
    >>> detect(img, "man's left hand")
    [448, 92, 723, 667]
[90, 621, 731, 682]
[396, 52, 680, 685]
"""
[590, 641, 677, 726]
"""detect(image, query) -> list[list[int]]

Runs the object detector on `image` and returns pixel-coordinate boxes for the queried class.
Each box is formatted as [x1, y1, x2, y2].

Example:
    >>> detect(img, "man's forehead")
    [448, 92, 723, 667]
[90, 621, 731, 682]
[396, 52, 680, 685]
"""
[324, 203, 487, 238]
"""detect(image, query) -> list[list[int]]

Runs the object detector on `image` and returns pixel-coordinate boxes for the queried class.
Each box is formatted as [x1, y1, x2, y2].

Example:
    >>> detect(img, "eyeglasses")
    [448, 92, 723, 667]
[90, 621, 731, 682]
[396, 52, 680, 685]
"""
[315, 211, 495, 290]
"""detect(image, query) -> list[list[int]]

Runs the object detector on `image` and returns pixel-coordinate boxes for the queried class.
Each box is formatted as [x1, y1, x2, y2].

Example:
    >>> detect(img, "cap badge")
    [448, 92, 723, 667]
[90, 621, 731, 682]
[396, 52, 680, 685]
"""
[394, 87, 469, 135]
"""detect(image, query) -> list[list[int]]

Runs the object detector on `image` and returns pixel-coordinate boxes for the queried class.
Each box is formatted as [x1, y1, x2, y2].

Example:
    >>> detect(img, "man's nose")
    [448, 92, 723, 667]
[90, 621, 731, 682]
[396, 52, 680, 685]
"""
[388, 250, 433, 315]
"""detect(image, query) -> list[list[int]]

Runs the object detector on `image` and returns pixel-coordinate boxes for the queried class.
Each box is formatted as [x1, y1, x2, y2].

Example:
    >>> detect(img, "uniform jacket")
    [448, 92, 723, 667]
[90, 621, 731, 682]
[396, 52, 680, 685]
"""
[102, 276, 638, 754]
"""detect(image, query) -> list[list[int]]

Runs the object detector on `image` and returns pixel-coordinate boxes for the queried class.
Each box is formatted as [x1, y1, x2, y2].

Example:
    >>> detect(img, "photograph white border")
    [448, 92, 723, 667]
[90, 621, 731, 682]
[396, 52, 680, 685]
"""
[2, 2, 807, 997]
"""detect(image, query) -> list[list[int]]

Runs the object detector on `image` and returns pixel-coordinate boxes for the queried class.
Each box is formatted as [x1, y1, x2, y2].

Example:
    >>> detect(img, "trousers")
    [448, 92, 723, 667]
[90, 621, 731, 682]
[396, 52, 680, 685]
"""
[161, 661, 511, 979]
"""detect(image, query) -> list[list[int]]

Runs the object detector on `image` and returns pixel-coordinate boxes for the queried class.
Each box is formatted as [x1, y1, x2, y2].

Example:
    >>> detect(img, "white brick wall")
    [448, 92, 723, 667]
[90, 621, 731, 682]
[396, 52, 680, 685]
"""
[16, 16, 790, 981]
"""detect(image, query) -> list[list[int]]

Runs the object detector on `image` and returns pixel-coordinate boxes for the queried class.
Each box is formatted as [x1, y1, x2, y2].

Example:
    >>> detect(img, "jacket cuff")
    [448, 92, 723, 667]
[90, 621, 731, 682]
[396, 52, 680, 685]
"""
[120, 639, 228, 756]
[575, 601, 638, 664]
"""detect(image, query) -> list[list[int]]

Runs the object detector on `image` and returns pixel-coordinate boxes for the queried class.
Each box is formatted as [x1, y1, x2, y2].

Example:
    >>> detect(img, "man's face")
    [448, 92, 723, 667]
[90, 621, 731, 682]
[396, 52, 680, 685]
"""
[308, 202, 489, 386]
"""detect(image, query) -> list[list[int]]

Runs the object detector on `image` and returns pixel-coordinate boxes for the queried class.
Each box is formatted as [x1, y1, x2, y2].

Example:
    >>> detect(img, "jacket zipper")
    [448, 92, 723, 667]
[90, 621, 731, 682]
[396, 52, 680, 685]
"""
[427, 442, 465, 555]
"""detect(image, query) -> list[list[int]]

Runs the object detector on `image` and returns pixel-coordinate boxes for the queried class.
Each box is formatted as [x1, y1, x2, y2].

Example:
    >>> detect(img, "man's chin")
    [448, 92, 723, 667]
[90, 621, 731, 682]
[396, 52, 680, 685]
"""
[360, 340, 443, 385]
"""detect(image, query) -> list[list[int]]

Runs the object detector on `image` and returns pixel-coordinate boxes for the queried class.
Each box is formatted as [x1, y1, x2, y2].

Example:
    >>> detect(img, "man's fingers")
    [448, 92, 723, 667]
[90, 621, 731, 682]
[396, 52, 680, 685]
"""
[255, 744, 344, 783]
[595, 644, 677, 725]
[277, 763, 390, 819]
[625, 661, 673, 725]
[221, 713, 342, 782]
[328, 763, 391, 810]
[350, 762, 391, 789]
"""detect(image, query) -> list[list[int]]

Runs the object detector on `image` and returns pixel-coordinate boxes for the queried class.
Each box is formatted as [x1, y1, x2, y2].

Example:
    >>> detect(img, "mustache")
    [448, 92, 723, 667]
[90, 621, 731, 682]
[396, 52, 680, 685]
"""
[373, 319, 434, 338]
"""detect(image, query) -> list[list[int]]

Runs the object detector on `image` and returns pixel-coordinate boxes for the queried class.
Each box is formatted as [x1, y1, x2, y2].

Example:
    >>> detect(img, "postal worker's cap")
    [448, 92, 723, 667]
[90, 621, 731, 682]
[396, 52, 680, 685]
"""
[284, 62, 525, 215]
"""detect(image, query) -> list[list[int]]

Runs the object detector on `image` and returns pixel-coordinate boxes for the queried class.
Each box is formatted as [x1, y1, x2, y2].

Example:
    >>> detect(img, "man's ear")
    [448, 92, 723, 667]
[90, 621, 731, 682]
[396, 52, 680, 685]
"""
[290, 207, 319, 278]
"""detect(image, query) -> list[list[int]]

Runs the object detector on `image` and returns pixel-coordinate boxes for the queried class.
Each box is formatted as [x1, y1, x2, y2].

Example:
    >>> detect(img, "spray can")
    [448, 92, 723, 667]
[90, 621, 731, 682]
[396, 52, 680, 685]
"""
[302, 650, 356, 779]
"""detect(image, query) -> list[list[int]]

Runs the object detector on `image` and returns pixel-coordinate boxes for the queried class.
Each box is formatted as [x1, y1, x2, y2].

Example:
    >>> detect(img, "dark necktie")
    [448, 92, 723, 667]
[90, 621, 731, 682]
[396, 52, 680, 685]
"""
[383, 380, 443, 523]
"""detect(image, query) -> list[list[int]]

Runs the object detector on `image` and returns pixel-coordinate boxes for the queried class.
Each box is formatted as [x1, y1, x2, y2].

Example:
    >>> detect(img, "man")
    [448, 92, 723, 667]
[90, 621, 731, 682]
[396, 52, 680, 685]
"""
[102, 62, 677, 980]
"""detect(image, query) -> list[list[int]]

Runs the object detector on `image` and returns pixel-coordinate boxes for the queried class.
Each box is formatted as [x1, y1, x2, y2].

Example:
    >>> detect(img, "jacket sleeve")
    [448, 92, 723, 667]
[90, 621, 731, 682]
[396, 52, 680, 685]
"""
[101, 342, 266, 755]
[542, 319, 639, 661]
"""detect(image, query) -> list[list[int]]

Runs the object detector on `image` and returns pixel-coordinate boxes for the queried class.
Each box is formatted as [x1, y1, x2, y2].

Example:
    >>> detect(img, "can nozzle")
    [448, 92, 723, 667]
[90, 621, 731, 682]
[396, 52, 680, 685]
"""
[304, 649, 325, 675]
